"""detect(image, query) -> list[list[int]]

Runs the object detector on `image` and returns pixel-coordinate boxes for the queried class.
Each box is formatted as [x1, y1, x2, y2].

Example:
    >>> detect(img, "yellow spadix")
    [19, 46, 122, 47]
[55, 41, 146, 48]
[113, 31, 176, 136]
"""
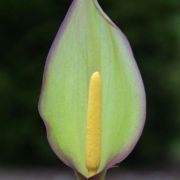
[86, 72, 101, 176]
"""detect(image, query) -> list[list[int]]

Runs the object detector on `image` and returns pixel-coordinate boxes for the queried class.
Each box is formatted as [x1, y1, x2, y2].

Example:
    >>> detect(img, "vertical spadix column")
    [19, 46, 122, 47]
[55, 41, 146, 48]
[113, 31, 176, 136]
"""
[86, 72, 102, 177]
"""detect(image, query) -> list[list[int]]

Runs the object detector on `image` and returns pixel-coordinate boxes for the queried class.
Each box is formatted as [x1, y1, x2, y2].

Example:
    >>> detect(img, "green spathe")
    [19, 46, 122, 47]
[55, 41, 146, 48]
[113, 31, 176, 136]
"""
[39, 0, 146, 178]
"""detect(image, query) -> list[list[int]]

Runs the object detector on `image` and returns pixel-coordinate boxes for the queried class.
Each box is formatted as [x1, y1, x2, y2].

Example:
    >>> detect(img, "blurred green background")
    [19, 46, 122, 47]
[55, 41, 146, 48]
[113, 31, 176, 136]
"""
[0, 0, 179, 169]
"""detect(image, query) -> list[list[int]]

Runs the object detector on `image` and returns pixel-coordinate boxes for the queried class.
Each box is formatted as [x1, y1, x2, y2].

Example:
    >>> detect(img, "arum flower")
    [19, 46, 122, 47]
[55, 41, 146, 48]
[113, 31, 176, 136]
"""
[38, 0, 146, 179]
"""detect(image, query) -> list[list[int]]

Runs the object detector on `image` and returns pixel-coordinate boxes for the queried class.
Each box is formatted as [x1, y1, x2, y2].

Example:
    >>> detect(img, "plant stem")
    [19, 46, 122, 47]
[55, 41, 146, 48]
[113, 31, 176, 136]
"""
[75, 171, 106, 180]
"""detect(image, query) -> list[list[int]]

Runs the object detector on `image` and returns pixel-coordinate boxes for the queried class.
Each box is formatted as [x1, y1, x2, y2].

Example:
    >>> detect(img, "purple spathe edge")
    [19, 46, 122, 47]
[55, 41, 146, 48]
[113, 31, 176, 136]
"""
[46, 0, 78, 66]
[38, 0, 78, 169]
[105, 29, 146, 169]
[41, 0, 78, 91]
